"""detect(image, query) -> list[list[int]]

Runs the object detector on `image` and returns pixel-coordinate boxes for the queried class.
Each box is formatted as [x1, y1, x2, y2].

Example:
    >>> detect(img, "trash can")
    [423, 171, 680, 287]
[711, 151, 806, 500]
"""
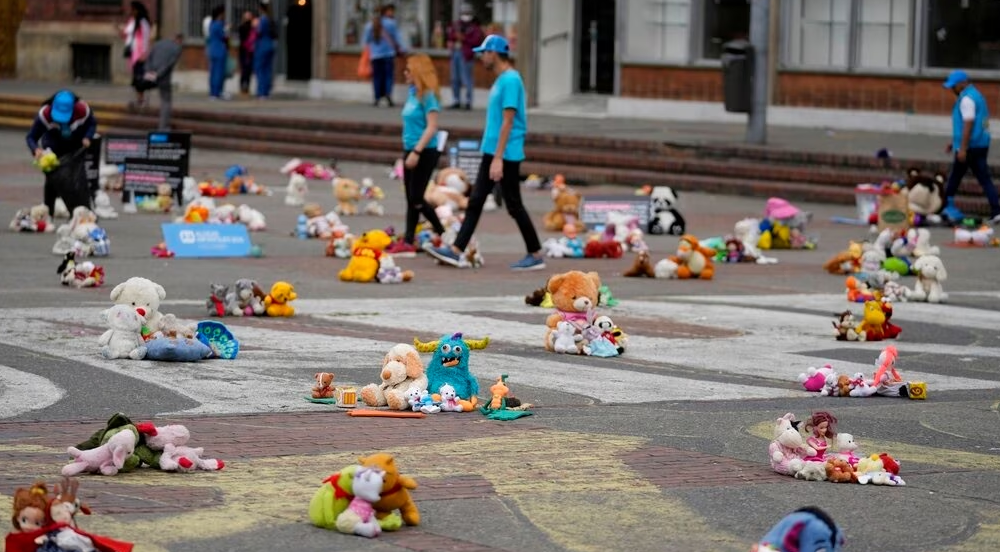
[721, 40, 753, 114]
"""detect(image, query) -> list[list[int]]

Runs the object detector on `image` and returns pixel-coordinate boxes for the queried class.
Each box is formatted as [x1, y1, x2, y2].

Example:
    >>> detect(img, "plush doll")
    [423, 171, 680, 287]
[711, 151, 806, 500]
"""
[339, 229, 393, 283]
[335, 467, 385, 538]
[543, 270, 601, 352]
[312, 372, 336, 399]
[10, 481, 50, 532]
[414, 333, 489, 410]
[425, 168, 470, 211]
[669, 234, 716, 279]
[832, 433, 860, 467]
[309, 465, 368, 530]
[551, 321, 583, 354]
[325, 230, 355, 259]
[206, 283, 231, 317]
[542, 189, 586, 233]
[71, 414, 146, 472]
[768, 413, 815, 476]
[752, 507, 845, 552]
[157, 443, 225, 472]
[793, 461, 828, 482]
[360, 178, 385, 216]
[70, 261, 105, 288]
[358, 453, 419, 528]
[333, 178, 362, 216]
[845, 276, 877, 303]
[62, 429, 136, 476]
[237, 204, 267, 231]
[648, 186, 685, 235]
[797, 364, 834, 392]
[872, 345, 907, 397]
[110, 276, 168, 333]
[909, 254, 948, 303]
[437, 384, 464, 412]
[98, 305, 148, 360]
[848, 372, 878, 397]
[855, 454, 905, 486]
[623, 251, 657, 278]
[131, 423, 192, 469]
[881, 280, 910, 303]
[824, 458, 855, 483]
[281, 157, 337, 180]
[408, 387, 440, 414]
[803, 411, 837, 462]
[831, 310, 864, 341]
[264, 281, 297, 316]
[879, 301, 903, 340]
[541, 237, 572, 258]
[284, 173, 309, 207]
[360, 344, 428, 410]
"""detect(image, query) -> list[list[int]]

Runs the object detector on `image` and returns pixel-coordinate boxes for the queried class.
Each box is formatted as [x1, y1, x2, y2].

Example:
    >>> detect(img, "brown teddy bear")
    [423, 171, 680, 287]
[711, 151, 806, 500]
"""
[544, 270, 601, 352]
[424, 167, 470, 211]
[825, 457, 856, 483]
[623, 251, 656, 278]
[543, 189, 587, 233]
[358, 453, 420, 527]
[333, 177, 362, 216]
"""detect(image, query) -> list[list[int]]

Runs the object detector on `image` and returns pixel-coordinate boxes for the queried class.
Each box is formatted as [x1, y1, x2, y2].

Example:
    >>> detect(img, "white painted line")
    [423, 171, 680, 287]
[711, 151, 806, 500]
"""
[0, 364, 65, 418]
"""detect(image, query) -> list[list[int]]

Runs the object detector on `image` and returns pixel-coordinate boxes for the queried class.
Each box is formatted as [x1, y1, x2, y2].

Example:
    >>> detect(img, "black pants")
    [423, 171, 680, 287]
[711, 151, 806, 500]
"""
[944, 147, 1000, 217]
[403, 149, 446, 243]
[454, 153, 541, 254]
[371, 57, 394, 102]
[239, 48, 254, 93]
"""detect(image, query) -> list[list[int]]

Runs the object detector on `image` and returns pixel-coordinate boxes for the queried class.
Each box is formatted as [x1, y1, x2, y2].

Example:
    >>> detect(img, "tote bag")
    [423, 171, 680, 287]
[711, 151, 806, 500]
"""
[357, 45, 372, 79]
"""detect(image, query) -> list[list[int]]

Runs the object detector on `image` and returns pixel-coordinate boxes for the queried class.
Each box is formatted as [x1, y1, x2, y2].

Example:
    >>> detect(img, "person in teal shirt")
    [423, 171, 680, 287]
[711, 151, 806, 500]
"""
[386, 53, 447, 257]
[426, 34, 545, 271]
[940, 70, 1000, 225]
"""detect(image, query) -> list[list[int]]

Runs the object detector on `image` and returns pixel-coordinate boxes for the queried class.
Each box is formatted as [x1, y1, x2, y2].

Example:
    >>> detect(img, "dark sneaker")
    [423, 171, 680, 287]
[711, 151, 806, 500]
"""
[385, 240, 417, 258]
[426, 245, 463, 267]
[510, 255, 546, 271]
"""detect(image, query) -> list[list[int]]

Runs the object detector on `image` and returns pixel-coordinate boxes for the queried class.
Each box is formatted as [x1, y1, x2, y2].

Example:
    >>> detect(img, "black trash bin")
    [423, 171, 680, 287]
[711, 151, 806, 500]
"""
[721, 40, 753, 114]
[45, 148, 92, 214]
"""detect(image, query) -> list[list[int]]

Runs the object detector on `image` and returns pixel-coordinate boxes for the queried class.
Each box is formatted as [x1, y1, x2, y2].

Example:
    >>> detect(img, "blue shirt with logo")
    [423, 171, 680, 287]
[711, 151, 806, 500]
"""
[953, 84, 991, 151]
[401, 86, 440, 151]
[481, 69, 527, 162]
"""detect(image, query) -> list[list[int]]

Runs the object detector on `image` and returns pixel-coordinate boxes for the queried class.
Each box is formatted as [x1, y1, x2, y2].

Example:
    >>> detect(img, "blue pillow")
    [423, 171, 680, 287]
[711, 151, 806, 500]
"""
[145, 336, 213, 362]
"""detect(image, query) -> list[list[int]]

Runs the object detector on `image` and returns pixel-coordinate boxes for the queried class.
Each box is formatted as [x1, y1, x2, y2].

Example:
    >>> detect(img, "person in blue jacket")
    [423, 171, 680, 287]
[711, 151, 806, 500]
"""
[940, 70, 1000, 225]
[25, 90, 97, 216]
[206, 5, 229, 100]
[363, 4, 405, 107]
[254, 1, 277, 100]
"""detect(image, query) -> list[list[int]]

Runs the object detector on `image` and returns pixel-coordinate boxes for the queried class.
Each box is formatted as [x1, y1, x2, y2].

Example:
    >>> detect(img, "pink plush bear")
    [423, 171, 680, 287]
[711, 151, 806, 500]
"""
[158, 443, 225, 472]
[62, 430, 136, 476]
[768, 413, 816, 476]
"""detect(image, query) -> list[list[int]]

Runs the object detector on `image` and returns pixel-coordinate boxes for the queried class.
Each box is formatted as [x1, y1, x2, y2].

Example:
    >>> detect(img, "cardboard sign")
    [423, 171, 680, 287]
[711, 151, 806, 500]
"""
[83, 135, 102, 193]
[877, 188, 910, 233]
[104, 134, 148, 166]
[161, 223, 252, 258]
[580, 195, 652, 227]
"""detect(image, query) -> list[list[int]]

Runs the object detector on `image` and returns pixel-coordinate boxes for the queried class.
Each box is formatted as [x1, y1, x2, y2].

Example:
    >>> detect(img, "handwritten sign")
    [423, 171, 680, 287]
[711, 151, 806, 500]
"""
[579, 195, 652, 227]
[161, 223, 252, 258]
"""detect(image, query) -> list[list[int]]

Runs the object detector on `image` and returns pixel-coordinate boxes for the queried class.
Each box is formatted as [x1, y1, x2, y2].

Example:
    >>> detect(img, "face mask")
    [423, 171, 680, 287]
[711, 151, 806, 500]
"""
[460, 15, 472, 22]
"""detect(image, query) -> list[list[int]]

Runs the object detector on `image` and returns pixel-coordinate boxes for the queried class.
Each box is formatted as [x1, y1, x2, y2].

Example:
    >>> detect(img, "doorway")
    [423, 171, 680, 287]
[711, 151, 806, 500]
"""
[578, 0, 615, 94]
[285, 0, 312, 81]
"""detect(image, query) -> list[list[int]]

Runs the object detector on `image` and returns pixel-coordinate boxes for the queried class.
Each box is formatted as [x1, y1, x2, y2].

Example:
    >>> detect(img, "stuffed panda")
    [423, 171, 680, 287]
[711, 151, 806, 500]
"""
[905, 167, 944, 220]
[648, 186, 686, 235]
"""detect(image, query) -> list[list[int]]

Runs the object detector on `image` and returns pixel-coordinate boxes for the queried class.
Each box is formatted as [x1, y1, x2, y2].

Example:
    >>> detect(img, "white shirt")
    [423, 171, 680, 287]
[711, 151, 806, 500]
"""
[960, 96, 976, 121]
[203, 16, 212, 38]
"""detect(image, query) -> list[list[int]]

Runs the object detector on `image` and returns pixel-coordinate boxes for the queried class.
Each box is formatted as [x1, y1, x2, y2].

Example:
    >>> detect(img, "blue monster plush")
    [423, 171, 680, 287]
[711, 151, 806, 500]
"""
[753, 507, 844, 552]
[414, 333, 489, 408]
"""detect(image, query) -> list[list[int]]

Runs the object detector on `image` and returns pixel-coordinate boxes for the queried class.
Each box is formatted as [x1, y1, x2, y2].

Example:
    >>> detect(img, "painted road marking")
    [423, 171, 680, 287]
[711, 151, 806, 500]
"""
[0, 364, 64, 418]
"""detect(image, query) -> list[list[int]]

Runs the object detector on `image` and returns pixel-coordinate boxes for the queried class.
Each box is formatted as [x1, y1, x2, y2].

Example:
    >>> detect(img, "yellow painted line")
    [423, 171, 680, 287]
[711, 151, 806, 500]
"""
[941, 510, 1000, 551]
[0, 430, 745, 551]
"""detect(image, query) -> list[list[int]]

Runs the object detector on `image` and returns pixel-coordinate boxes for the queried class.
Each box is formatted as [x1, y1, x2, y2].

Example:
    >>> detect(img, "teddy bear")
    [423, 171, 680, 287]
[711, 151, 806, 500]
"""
[232, 278, 267, 316]
[62, 429, 136, 476]
[551, 320, 584, 354]
[647, 186, 685, 235]
[360, 344, 427, 410]
[336, 466, 385, 538]
[237, 204, 267, 231]
[543, 270, 601, 353]
[542, 189, 586, 233]
[206, 282, 236, 317]
[425, 168, 470, 211]
[98, 305, 148, 360]
[358, 453, 420, 528]
[668, 234, 716, 279]
[333, 177, 362, 216]
[264, 281, 297, 317]
[768, 413, 816, 476]
[339, 229, 393, 283]
[905, 167, 945, 217]
[285, 173, 309, 207]
[623, 250, 657, 278]
[312, 372, 336, 399]
[793, 461, 828, 482]
[437, 383, 464, 412]
[832, 433, 860, 467]
[825, 458, 855, 483]
[110, 276, 168, 333]
[909, 254, 948, 303]
[157, 443, 224, 472]
[654, 258, 679, 279]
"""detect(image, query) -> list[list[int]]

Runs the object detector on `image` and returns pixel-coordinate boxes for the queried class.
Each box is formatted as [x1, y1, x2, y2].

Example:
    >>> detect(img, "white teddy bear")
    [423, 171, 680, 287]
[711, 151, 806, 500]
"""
[237, 204, 267, 231]
[654, 258, 679, 279]
[98, 305, 148, 360]
[110, 277, 168, 332]
[909, 254, 948, 303]
[438, 383, 464, 412]
[551, 320, 582, 354]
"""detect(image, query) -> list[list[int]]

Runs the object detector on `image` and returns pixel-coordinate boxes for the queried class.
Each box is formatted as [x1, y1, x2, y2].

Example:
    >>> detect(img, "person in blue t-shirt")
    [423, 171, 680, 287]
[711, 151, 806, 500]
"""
[206, 5, 229, 100]
[426, 35, 545, 271]
[254, 1, 277, 100]
[385, 53, 447, 257]
[940, 70, 1000, 225]
[363, 4, 405, 107]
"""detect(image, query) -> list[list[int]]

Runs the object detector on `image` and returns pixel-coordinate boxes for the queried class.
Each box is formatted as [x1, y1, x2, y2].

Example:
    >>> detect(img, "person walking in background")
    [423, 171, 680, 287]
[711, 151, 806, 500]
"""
[364, 4, 405, 107]
[385, 53, 448, 258]
[206, 5, 230, 100]
[254, 1, 277, 100]
[446, 4, 483, 110]
[940, 70, 1000, 225]
[120, 1, 152, 109]
[143, 34, 184, 130]
[238, 10, 256, 96]
[426, 35, 545, 271]
[25, 90, 97, 217]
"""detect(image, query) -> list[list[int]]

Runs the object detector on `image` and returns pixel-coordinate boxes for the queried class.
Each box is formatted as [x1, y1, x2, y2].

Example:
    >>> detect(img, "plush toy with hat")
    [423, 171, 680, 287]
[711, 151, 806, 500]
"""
[339, 229, 393, 283]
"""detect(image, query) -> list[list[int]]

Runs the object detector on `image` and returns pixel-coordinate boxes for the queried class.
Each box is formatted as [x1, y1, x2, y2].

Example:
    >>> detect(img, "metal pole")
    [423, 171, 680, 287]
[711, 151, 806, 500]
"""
[746, 0, 769, 144]
[589, 20, 597, 91]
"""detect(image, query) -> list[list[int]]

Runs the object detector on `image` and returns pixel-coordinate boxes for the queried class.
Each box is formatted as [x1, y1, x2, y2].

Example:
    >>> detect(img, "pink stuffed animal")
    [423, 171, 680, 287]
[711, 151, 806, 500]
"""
[158, 443, 225, 472]
[797, 364, 834, 392]
[335, 466, 384, 538]
[139, 423, 191, 450]
[62, 430, 136, 476]
[768, 413, 816, 476]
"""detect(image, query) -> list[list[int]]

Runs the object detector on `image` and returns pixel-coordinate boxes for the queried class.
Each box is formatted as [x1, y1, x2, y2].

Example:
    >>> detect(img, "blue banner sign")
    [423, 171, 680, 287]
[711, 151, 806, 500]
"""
[161, 223, 252, 258]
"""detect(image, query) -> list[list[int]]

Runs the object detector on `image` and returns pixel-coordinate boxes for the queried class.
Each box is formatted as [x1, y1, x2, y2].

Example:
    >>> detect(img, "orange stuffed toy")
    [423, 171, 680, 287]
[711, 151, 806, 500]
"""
[542, 189, 587, 233]
[669, 234, 716, 280]
[358, 453, 419, 528]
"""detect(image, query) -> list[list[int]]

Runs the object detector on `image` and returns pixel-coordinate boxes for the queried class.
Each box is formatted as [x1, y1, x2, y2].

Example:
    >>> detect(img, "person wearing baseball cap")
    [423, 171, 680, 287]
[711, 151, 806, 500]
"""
[426, 34, 546, 271]
[940, 70, 1000, 225]
[25, 89, 98, 217]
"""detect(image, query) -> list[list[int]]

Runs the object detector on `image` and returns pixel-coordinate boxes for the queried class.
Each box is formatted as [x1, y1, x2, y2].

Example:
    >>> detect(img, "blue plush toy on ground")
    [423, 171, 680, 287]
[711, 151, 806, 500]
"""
[413, 333, 489, 409]
[753, 506, 844, 552]
[196, 320, 239, 359]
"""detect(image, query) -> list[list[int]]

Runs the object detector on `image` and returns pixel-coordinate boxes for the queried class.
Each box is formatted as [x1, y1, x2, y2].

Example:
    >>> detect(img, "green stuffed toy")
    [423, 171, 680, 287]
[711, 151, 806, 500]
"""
[308, 464, 404, 531]
[74, 413, 143, 472]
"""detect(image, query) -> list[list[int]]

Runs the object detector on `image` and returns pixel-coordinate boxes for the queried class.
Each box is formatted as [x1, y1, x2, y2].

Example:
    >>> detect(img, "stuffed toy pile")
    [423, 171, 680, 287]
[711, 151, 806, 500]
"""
[52, 207, 109, 258]
[766, 411, 905, 486]
[756, 198, 817, 250]
[9, 204, 55, 233]
[798, 345, 925, 400]
[57, 252, 105, 288]
[309, 453, 418, 535]
[543, 271, 627, 357]
[206, 279, 268, 317]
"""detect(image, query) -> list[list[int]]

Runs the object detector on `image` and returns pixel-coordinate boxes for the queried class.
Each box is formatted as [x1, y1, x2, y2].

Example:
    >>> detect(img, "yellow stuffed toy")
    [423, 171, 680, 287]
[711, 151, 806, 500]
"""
[264, 281, 297, 317]
[34, 149, 59, 173]
[339, 230, 393, 283]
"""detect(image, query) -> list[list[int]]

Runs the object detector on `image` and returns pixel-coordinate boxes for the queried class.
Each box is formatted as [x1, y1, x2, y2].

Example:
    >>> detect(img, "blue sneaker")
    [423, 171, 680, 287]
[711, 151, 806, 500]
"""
[941, 199, 965, 223]
[426, 245, 463, 267]
[510, 254, 546, 271]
